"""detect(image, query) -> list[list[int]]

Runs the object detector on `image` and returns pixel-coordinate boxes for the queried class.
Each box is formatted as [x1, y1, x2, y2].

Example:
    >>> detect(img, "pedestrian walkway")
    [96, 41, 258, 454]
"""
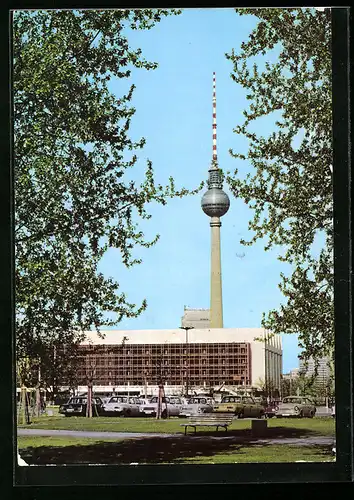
[17, 428, 334, 446]
[18, 428, 176, 439]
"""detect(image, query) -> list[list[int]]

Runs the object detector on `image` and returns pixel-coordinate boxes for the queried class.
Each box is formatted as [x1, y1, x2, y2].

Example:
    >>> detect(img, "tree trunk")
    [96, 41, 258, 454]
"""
[156, 384, 163, 419]
[20, 387, 27, 425]
[35, 386, 41, 417]
[86, 383, 93, 418]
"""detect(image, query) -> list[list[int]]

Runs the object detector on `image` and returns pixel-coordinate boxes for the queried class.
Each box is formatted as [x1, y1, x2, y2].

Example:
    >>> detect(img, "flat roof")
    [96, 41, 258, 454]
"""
[82, 328, 282, 348]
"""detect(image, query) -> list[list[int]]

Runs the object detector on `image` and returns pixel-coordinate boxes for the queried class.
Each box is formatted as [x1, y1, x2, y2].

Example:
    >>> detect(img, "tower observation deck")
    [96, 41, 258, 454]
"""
[201, 72, 230, 328]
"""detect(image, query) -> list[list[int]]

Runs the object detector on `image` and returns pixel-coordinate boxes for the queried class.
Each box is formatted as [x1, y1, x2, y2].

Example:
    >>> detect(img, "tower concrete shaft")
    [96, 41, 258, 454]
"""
[201, 73, 230, 329]
[210, 216, 223, 328]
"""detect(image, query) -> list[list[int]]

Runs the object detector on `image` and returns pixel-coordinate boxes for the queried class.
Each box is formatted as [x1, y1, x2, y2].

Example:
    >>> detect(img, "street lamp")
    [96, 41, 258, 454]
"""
[121, 336, 128, 396]
[179, 326, 194, 397]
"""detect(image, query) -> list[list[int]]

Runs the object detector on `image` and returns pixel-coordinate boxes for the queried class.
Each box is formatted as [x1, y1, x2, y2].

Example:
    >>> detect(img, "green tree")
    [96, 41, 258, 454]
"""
[226, 8, 333, 362]
[255, 376, 279, 399]
[280, 376, 291, 398]
[14, 9, 201, 393]
[290, 372, 317, 398]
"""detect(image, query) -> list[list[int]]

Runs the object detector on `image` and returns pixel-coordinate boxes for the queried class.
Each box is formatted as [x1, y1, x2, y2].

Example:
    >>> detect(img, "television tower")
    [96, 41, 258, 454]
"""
[201, 72, 230, 328]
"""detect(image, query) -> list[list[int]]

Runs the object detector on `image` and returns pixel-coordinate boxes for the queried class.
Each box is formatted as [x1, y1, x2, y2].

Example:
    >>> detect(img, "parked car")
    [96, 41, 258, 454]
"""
[264, 400, 282, 418]
[102, 396, 142, 417]
[54, 392, 73, 406]
[139, 396, 184, 418]
[138, 397, 152, 408]
[331, 405, 335, 418]
[253, 396, 268, 405]
[170, 395, 188, 406]
[274, 396, 316, 418]
[59, 396, 104, 417]
[213, 395, 265, 418]
[179, 396, 215, 417]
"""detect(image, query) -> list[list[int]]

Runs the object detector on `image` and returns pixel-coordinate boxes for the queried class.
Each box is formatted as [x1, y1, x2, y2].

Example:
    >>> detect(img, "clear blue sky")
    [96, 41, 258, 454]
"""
[97, 8, 301, 373]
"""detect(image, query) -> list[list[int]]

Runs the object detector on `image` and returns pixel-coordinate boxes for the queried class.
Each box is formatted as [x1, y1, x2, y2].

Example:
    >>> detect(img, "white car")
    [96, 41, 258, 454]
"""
[103, 396, 142, 417]
[139, 396, 184, 418]
[275, 396, 316, 418]
[179, 396, 215, 417]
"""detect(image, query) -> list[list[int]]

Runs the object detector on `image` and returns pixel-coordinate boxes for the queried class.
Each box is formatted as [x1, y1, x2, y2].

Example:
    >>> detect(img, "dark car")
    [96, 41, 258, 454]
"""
[59, 396, 104, 417]
[264, 400, 281, 418]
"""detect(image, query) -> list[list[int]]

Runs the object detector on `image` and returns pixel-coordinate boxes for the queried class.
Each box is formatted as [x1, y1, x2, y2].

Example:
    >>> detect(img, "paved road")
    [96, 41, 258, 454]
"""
[17, 428, 334, 446]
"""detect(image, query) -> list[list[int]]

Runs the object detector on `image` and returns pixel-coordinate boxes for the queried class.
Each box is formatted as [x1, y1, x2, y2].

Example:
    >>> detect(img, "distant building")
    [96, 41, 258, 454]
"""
[181, 308, 211, 329]
[73, 328, 282, 396]
[299, 357, 331, 381]
[283, 368, 299, 381]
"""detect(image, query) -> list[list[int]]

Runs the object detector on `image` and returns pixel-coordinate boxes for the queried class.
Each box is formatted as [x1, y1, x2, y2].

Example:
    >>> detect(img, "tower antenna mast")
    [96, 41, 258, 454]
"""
[212, 71, 217, 166]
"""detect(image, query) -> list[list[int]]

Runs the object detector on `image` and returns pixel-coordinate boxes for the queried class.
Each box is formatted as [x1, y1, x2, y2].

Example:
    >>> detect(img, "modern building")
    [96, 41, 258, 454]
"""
[74, 328, 282, 396]
[299, 356, 331, 382]
[181, 307, 211, 329]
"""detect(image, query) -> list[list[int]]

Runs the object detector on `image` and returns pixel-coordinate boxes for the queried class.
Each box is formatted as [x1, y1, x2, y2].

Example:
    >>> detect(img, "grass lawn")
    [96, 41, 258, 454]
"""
[171, 444, 335, 463]
[18, 436, 335, 465]
[17, 405, 60, 425]
[17, 416, 335, 465]
[18, 435, 122, 448]
[18, 415, 335, 437]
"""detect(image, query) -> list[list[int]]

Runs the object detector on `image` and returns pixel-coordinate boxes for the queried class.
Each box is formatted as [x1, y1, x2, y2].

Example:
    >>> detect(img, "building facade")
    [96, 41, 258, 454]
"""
[181, 308, 211, 329]
[74, 328, 282, 396]
[299, 356, 332, 384]
[283, 368, 299, 380]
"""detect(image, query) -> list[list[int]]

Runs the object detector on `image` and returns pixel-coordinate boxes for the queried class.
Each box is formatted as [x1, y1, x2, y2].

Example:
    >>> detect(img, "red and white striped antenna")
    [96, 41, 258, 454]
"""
[212, 72, 217, 167]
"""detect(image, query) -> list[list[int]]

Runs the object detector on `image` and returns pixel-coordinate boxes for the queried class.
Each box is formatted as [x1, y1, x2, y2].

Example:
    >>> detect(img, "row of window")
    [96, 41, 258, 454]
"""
[80, 355, 249, 363]
[79, 378, 250, 386]
[78, 366, 249, 373]
[78, 346, 248, 355]
[93, 349, 247, 354]
[78, 372, 249, 379]
[84, 359, 249, 367]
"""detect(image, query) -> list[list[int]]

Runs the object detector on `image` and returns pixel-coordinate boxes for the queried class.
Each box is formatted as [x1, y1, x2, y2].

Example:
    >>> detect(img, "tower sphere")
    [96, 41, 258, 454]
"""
[201, 188, 230, 217]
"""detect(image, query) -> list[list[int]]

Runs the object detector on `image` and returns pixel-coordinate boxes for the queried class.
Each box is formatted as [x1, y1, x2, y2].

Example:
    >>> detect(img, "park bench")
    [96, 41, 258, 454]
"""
[180, 413, 234, 435]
